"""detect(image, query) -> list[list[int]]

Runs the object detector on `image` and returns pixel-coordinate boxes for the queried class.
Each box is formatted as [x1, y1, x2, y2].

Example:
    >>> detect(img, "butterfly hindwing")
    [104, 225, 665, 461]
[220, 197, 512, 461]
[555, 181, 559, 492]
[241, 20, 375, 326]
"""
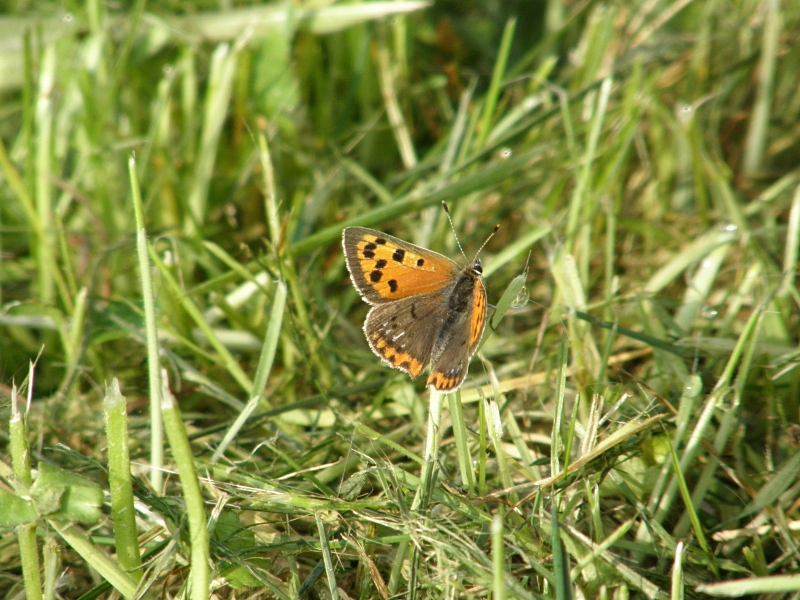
[363, 293, 452, 378]
[343, 227, 459, 304]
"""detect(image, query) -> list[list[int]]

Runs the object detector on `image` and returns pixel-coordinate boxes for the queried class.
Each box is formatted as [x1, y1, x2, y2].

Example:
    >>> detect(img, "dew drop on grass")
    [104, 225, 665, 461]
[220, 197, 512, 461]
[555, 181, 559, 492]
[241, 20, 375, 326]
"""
[702, 305, 718, 319]
[510, 285, 530, 309]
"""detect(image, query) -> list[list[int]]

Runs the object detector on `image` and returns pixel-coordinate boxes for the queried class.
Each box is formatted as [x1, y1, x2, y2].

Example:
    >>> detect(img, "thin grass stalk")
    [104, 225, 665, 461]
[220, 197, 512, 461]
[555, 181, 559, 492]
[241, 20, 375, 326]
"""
[671, 542, 684, 600]
[562, 524, 662, 598]
[186, 40, 241, 236]
[475, 18, 516, 150]
[278, 253, 332, 387]
[418, 79, 477, 244]
[569, 520, 633, 579]
[201, 241, 261, 288]
[103, 378, 143, 582]
[342, 157, 394, 204]
[635, 375, 702, 548]
[674, 312, 762, 537]
[315, 513, 340, 600]
[478, 387, 488, 496]
[354, 423, 425, 466]
[49, 521, 138, 599]
[407, 543, 420, 600]
[60, 287, 88, 394]
[411, 389, 443, 511]
[291, 145, 544, 255]
[212, 280, 286, 462]
[387, 538, 408, 596]
[551, 505, 572, 600]
[666, 441, 718, 578]
[603, 197, 616, 321]
[492, 510, 506, 600]
[129, 155, 164, 492]
[10, 381, 42, 600]
[565, 76, 611, 246]
[147, 246, 253, 391]
[503, 404, 541, 481]
[586, 482, 604, 542]
[652, 388, 719, 526]
[42, 537, 60, 600]
[376, 24, 417, 170]
[35, 44, 56, 305]
[561, 392, 579, 475]
[441, 79, 476, 176]
[258, 132, 281, 249]
[551, 250, 600, 390]
[551, 338, 569, 477]
[780, 184, 800, 296]
[486, 394, 514, 492]
[160, 369, 210, 600]
[180, 46, 198, 159]
[139, 64, 176, 188]
[9, 384, 33, 490]
[574, 82, 611, 287]
[742, 0, 780, 175]
[642, 228, 737, 295]
[673, 240, 730, 334]
[54, 214, 77, 304]
[448, 392, 476, 494]
[702, 154, 749, 232]
[698, 574, 800, 597]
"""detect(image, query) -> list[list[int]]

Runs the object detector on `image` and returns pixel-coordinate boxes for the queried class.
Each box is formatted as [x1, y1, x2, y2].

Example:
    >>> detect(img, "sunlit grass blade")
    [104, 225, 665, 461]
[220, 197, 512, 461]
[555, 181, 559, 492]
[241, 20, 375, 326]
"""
[129, 155, 164, 491]
[102, 379, 143, 583]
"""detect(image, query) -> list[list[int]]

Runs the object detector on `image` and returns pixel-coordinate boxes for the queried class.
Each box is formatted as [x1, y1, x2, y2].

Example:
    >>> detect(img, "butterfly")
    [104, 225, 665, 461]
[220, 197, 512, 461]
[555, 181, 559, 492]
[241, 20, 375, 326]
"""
[342, 219, 494, 393]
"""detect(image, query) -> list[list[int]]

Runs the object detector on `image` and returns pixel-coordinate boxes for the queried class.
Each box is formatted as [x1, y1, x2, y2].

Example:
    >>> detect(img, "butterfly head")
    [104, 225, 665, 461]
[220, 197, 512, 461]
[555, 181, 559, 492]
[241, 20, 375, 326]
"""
[471, 259, 483, 275]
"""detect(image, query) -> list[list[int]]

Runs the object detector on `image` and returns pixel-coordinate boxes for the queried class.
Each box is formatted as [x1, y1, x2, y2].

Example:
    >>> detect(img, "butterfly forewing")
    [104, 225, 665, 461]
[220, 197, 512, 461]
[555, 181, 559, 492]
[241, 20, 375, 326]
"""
[343, 227, 459, 304]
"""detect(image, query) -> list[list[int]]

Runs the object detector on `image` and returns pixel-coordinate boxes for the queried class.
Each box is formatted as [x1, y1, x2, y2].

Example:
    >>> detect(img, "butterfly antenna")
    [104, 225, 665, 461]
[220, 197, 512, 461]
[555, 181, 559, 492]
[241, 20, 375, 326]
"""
[441, 202, 469, 262]
[442, 201, 500, 263]
[473, 224, 500, 262]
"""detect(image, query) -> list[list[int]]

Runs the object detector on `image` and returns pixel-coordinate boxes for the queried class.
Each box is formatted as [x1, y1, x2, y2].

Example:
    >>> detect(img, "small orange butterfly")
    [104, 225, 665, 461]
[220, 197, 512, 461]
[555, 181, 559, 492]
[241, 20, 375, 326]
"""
[343, 208, 496, 393]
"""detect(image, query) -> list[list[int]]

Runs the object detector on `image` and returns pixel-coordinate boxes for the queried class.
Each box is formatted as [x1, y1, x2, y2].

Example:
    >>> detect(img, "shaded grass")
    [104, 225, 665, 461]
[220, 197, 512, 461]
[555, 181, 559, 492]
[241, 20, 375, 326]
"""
[1, 1, 800, 599]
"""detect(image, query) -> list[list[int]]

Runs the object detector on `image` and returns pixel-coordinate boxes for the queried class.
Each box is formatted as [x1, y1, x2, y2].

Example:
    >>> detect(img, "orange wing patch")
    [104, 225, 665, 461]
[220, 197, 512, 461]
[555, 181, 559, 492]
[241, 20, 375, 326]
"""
[352, 233, 455, 300]
[369, 331, 425, 377]
[468, 282, 487, 351]
[427, 371, 462, 392]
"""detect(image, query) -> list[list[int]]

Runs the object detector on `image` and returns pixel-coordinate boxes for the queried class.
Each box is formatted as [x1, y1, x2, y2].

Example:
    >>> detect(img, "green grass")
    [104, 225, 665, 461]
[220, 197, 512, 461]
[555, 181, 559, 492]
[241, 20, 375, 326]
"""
[2, 1, 800, 599]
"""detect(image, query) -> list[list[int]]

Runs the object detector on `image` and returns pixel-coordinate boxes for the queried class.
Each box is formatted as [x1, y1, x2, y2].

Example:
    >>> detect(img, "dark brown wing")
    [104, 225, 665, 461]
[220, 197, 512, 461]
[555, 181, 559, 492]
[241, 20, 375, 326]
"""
[362, 291, 453, 378]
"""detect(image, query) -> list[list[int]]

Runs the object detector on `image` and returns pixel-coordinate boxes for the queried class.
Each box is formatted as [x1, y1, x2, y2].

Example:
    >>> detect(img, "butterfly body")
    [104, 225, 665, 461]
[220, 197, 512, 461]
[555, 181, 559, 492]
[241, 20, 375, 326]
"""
[342, 226, 487, 393]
